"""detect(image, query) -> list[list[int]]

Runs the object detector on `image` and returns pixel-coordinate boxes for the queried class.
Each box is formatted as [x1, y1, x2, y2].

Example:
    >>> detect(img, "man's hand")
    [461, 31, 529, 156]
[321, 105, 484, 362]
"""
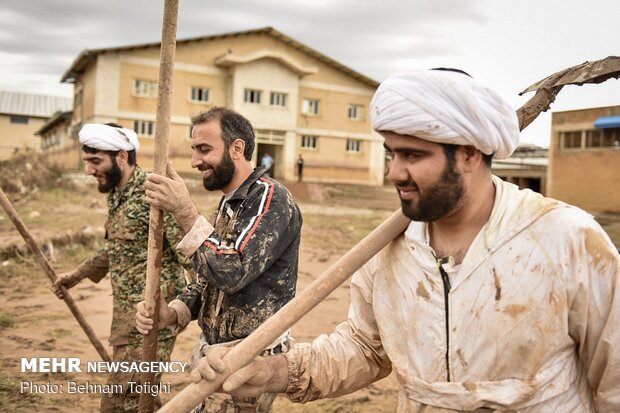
[51, 271, 85, 299]
[145, 162, 198, 232]
[190, 347, 288, 398]
[135, 293, 177, 334]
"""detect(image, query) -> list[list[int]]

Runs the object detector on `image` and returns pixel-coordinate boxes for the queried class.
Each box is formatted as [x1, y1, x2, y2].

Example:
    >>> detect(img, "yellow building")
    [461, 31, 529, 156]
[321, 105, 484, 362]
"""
[549, 105, 620, 212]
[0, 91, 72, 160]
[35, 111, 78, 169]
[58, 27, 385, 185]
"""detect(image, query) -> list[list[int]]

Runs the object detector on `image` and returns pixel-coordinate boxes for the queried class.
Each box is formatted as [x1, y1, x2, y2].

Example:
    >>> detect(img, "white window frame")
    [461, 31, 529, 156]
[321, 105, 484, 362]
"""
[133, 79, 158, 98]
[301, 135, 318, 150]
[270, 92, 288, 107]
[244, 89, 262, 104]
[190, 87, 210, 103]
[302, 98, 320, 116]
[347, 104, 364, 121]
[133, 120, 155, 137]
[346, 139, 362, 154]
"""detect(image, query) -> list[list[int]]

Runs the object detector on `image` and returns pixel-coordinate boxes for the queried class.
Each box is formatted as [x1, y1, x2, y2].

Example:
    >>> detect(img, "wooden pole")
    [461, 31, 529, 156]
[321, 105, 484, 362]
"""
[138, 0, 178, 411]
[0, 187, 111, 363]
[158, 209, 411, 413]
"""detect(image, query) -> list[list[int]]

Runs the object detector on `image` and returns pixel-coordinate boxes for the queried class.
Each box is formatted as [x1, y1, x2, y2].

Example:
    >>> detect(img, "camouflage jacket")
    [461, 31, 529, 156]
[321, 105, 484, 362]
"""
[176, 166, 302, 344]
[73, 166, 191, 346]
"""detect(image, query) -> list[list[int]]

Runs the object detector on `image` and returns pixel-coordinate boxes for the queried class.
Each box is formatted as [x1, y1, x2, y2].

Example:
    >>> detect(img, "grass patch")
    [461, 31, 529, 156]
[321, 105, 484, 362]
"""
[302, 211, 393, 254]
[0, 370, 40, 411]
[49, 328, 73, 339]
[0, 311, 15, 329]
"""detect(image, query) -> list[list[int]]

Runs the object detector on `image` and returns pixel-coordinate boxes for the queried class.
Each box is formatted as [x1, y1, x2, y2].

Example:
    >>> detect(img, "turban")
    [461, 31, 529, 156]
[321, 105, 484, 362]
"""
[370, 69, 519, 159]
[79, 123, 140, 153]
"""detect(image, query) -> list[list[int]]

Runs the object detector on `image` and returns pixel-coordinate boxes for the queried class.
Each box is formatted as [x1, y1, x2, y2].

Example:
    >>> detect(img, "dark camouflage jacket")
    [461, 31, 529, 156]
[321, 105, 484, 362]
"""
[177, 166, 302, 344]
[74, 166, 191, 346]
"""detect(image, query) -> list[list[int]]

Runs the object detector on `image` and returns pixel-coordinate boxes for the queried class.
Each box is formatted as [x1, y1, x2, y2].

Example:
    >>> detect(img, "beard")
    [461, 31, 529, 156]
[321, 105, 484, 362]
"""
[97, 157, 123, 193]
[202, 149, 236, 191]
[397, 162, 464, 222]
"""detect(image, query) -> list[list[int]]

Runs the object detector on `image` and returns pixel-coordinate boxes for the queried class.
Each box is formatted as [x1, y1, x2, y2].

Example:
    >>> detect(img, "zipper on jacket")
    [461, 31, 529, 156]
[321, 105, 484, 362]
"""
[438, 260, 452, 382]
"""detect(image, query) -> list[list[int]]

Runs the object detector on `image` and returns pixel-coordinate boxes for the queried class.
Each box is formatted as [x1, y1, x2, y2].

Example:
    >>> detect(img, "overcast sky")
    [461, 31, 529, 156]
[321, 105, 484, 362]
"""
[1, 0, 618, 147]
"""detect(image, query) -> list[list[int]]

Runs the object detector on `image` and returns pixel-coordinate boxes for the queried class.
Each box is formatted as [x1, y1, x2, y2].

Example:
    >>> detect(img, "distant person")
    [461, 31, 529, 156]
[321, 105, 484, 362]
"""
[190, 69, 620, 412]
[297, 154, 304, 182]
[52, 122, 191, 413]
[261, 152, 274, 177]
[135, 107, 303, 413]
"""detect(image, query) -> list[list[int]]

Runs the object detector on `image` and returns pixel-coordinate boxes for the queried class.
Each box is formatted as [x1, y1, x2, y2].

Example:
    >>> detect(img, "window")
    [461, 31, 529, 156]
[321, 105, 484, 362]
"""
[302, 99, 320, 116]
[133, 79, 158, 98]
[133, 120, 154, 137]
[559, 131, 582, 149]
[346, 139, 362, 153]
[301, 135, 318, 150]
[347, 104, 364, 120]
[10, 115, 28, 124]
[270, 92, 287, 107]
[190, 87, 210, 103]
[244, 89, 262, 104]
[586, 128, 620, 148]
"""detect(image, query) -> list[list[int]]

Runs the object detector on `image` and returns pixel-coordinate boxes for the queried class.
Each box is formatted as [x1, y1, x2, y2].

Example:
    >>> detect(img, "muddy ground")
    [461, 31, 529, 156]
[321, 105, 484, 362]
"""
[0, 176, 403, 412]
[1, 171, 619, 413]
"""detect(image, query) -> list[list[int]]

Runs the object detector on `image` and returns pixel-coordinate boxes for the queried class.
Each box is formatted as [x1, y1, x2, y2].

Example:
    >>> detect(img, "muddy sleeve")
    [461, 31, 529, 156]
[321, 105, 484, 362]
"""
[285, 262, 392, 402]
[74, 245, 109, 283]
[163, 211, 194, 273]
[566, 223, 620, 411]
[193, 191, 299, 294]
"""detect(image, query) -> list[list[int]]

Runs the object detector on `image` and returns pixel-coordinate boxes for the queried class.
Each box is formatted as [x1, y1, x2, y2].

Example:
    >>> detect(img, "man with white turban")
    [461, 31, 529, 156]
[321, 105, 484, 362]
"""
[190, 69, 620, 412]
[52, 123, 192, 413]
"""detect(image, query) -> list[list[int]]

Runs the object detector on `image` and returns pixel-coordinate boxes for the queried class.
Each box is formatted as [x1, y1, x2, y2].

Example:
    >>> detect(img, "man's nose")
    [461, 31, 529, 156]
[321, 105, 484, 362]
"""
[386, 158, 408, 184]
[85, 164, 96, 175]
[190, 152, 202, 168]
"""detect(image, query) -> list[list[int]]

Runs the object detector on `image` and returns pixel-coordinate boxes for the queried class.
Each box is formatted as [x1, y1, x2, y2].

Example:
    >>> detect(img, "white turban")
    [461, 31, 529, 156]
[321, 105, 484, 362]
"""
[79, 123, 140, 153]
[370, 69, 519, 159]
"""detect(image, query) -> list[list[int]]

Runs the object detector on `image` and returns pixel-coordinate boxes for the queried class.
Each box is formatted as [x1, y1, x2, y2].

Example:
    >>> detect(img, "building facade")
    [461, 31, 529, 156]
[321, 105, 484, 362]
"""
[549, 105, 620, 212]
[492, 144, 548, 195]
[0, 91, 72, 160]
[58, 27, 385, 185]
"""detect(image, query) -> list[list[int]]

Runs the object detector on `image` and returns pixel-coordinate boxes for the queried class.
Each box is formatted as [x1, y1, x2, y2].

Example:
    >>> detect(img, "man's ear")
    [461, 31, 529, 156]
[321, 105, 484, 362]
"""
[458, 145, 483, 172]
[116, 150, 129, 166]
[230, 139, 246, 160]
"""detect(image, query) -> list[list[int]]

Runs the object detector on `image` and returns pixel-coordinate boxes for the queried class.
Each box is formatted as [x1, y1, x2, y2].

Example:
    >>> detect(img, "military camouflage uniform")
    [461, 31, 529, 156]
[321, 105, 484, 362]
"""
[171, 166, 302, 413]
[71, 166, 190, 413]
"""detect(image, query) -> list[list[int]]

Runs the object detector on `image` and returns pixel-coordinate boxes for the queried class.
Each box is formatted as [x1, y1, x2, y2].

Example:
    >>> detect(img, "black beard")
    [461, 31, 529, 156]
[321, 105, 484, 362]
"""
[202, 149, 235, 191]
[98, 157, 123, 193]
[398, 161, 464, 222]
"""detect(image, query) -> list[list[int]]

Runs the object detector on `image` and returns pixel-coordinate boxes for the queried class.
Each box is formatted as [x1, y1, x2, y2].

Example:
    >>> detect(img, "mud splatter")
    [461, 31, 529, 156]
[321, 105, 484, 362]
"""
[456, 349, 468, 369]
[462, 381, 477, 391]
[584, 227, 615, 270]
[416, 281, 430, 301]
[492, 268, 502, 301]
[502, 304, 528, 319]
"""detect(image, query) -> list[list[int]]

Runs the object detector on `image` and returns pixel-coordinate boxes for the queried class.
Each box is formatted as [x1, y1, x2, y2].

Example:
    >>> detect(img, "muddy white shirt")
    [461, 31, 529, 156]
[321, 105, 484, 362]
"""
[285, 176, 620, 412]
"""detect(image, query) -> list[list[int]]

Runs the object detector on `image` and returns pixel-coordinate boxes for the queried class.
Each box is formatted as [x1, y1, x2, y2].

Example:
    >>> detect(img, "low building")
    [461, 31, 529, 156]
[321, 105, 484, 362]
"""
[35, 111, 76, 169]
[0, 91, 72, 160]
[549, 105, 620, 212]
[492, 144, 548, 194]
[58, 27, 385, 185]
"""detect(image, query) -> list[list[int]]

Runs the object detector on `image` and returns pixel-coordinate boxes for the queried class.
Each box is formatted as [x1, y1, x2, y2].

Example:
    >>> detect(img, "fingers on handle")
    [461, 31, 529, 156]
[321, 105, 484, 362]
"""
[166, 161, 181, 181]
